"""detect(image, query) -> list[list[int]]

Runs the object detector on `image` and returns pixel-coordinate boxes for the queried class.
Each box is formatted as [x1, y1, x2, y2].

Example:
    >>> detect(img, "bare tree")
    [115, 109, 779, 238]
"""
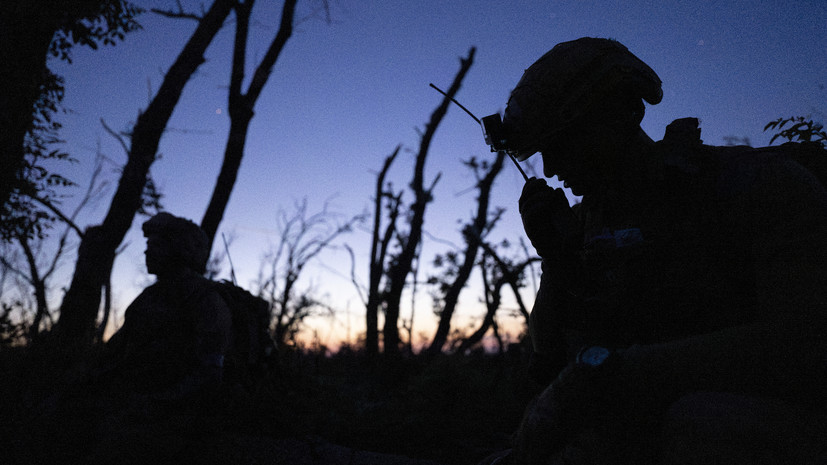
[255, 199, 364, 348]
[200, 0, 300, 246]
[380, 47, 476, 357]
[456, 242, 537, 354]
[464, 249, 506, 354]
[355, 145, 402, 357]
[55, 0, 235, 349]
[1, 254, 31, 345]
[0, 143, 109, 343]
[425, 151, 505, 355]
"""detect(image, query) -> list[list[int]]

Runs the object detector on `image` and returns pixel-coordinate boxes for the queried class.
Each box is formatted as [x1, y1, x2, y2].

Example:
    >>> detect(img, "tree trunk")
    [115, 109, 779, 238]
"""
[0, 0, 133, 213]
[55, 0, 234, 349]
[426, 151, 505, 355]
[383, 47, 475, 356]
[200, 0, 297, 247]
[365, 146, 400, 357]
[459, 244, 537, 352]
[18, 234, 49, 341]
[457, 261, 503, 354]
[479, 240, 535, 324]
[0, 22, 52, 211]
[201, 112, 253, 244]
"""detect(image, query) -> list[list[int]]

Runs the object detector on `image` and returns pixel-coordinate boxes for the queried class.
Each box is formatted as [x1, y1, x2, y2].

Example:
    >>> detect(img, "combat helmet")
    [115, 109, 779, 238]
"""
[503, 37, 662, 160]
[142, 212, 210, 274]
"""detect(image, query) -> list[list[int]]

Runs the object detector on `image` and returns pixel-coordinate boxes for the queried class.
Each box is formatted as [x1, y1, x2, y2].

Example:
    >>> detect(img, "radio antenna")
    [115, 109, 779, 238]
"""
[429, 83, 528, 181]
[429, 83, 481, 124]
[222, 232, 237, 286]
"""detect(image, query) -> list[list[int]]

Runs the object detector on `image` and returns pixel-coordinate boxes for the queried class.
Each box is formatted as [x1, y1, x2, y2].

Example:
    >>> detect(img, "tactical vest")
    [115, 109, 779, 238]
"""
[560, 118, 772, 349]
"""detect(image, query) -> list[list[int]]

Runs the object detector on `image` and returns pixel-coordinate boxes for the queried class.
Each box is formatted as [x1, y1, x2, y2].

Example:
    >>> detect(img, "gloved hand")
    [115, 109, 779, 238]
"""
[513, 346, 647, 464]
[513, 348, 667, 464]
[513, 359, 616, 464]
[518, 178, 579, 258]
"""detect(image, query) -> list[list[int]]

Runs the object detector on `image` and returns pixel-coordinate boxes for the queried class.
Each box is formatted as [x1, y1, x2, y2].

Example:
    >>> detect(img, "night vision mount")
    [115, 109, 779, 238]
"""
[480, 113, 509, 153]
[429, 84, 527, 181]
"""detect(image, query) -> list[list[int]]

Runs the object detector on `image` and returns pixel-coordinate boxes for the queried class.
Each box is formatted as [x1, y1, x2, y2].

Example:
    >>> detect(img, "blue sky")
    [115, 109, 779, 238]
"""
[42, 0, 826, 346]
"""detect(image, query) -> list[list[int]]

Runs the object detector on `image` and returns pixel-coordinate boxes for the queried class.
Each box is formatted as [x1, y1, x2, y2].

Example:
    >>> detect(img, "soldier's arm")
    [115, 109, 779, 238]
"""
[190, 286, 233, 387]
[528, 256, 581, 384]
[155, 286, 232, 401]
[620, 155, 827, 405]
[521, 179, 583, 384]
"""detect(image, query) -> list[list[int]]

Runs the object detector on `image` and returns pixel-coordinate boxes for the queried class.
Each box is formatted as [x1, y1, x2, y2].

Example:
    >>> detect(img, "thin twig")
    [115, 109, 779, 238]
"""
[100, 118, 130, 155]
[150, 7, 203, 21]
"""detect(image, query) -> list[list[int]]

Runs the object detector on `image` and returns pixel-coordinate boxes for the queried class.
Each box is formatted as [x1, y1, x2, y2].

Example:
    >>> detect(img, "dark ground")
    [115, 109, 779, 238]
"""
[1, 343, 540, 465]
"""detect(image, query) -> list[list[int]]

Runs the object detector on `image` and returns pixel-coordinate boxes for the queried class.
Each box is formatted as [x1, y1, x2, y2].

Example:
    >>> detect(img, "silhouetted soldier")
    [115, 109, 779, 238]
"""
[100, 212, 232, 407]
[490, 37, 827, 464]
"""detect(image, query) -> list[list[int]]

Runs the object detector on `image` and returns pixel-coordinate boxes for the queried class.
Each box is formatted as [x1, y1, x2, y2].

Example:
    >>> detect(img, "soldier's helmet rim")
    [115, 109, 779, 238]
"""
[503, 37, 663, 161]
[142, 212, 210, 274]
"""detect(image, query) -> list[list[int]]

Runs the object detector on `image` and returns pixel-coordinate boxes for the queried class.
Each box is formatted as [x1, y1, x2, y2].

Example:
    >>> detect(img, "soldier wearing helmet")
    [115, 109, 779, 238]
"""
[490, 38, 827, 464]
[101, 212, 232, 406]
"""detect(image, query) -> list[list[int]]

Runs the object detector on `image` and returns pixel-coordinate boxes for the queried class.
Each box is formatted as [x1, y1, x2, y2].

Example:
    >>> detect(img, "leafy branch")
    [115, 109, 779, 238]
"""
[764, 116, 826, 146]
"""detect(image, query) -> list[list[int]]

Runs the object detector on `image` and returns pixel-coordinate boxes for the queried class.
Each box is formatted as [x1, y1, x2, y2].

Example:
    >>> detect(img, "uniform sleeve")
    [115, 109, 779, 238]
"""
[622, 153, 827, 405]
[529, 254, 581, 384]
[736, 155, 827, 398]
[192, 287, 233, 369]
[151, 285, 233, 402]
[744, 156, 827, 323]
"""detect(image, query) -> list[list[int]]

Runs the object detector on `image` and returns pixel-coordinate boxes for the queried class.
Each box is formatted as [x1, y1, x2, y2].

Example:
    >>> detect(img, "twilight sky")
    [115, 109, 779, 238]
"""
[46, 0, 827, 347]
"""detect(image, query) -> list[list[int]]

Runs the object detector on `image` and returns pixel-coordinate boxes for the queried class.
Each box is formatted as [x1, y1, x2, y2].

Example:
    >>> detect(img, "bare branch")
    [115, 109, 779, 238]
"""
[33, 139, 109, 279]
[100, 118, 131, 155]
[24, 193, 84, 238]
[295, 0, 332, 26]
[200, 0, 299, 245]
[384, 47, 476, 355]
[364, 145, 401, 355]
[247, 0, 297, 102]
[426, 151, 504, 355]
[478, 239, 537, 321]
[150, 1, 204, 22]
[0, 254, 31, 284]
[343, 244, 366, 305]
[256, 197, 361, 347]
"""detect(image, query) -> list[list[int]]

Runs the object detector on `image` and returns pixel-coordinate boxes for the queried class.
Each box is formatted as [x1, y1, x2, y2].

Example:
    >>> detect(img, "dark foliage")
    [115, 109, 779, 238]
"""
[0, 70, 75, 241]
[0, 344, 538, 464]
[49, 1, 144, 63]
[765, 116, 827, 146]
[1, 1, 143, 241]
[1, 303, 29, 346]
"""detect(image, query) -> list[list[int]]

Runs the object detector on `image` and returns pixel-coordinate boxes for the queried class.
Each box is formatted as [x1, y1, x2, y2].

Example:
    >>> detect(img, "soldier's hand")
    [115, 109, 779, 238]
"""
[513, 362, 603, 461]
[512, 358, 630, 465]
[519, 178, 578, 258]
[513, 349, 666, 463]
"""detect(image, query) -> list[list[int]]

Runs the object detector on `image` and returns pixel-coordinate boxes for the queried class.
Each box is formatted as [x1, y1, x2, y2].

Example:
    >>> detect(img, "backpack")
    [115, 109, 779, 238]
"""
[784, 140, 827, 189]
[212, 280, 277, 386]
[662, 117, 827, 192]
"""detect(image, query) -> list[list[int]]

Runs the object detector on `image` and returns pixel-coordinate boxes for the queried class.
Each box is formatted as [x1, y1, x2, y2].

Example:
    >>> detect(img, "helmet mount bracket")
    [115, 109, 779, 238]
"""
[429, 83, 528, 181]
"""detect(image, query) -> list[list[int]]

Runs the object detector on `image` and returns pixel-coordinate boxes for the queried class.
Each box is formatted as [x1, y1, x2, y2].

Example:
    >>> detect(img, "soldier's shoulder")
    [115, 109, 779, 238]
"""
[714, 141, 827, 201]
[177, 271, 222, 302]
[655, 118, 826, 195]
[654, 118, 723, 176]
